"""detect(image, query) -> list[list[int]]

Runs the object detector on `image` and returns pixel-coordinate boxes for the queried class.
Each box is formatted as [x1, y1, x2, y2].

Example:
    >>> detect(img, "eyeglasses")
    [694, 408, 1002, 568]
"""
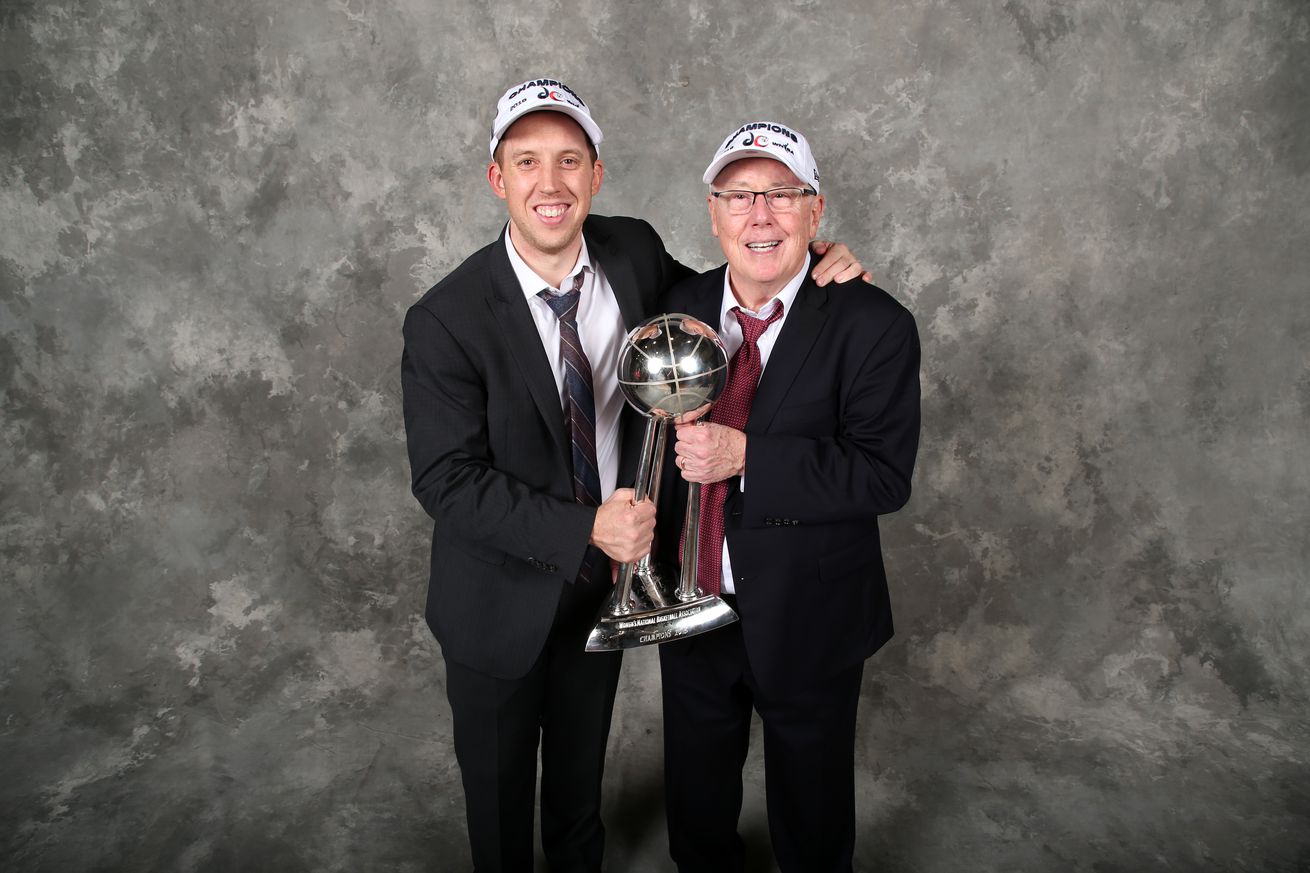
[710, 187, 817, 215]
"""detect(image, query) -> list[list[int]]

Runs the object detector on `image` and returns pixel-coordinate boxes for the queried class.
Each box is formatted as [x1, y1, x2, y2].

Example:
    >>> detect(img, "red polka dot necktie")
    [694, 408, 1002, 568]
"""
[690, 302, 784, 595]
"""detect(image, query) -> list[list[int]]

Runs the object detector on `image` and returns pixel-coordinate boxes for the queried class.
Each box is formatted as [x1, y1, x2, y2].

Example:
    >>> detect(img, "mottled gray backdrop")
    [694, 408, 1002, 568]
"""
[2, 0, 1307, 870]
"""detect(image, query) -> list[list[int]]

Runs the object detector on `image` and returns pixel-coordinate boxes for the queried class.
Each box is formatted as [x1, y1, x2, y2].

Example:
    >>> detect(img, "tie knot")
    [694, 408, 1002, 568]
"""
[538, 270, 587, 323]
[733, 302, 784, 345]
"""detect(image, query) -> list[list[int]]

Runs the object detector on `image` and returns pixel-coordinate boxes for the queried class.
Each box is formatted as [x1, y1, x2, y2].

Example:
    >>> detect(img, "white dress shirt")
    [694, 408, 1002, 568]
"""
[714, 253, 811, 594]
[504, 228, 626, 501]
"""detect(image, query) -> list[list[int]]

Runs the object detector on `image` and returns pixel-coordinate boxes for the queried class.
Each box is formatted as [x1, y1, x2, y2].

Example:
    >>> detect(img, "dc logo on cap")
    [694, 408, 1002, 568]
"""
[739, 133, 795, 157]
[537, 87, 581, 108]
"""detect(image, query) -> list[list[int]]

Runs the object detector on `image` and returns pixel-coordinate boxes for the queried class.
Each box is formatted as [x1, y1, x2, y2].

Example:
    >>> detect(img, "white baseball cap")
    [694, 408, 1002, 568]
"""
[489, 77, 603, 158]
[702, 121, 821, 193]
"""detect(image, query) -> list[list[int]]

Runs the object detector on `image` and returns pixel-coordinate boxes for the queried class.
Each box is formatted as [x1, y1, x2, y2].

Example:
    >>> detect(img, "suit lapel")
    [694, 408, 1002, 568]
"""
[748, 276, 828, 432]
[682, 267, 727, 333]
[485, 229, 571, 459]
[585, 219, 645, 331]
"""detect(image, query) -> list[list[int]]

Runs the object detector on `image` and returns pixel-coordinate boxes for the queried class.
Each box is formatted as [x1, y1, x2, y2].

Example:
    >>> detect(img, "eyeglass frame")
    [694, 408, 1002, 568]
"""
[709, 186, 819, 214]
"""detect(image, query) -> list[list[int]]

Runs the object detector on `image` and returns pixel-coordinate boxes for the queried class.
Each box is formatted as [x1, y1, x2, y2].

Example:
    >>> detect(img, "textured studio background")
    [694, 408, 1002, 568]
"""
[2, 0, 1308, 871]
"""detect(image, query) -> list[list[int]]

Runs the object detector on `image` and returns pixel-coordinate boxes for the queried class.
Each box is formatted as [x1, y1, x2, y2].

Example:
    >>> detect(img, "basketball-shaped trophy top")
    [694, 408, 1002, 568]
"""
[617, 313, 729, 420]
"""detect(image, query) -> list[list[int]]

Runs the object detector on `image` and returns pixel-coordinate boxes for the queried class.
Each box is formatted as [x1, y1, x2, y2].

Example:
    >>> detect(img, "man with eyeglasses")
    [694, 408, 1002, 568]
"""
[654, 122, 922, 872]
[401, 80, 875, 873]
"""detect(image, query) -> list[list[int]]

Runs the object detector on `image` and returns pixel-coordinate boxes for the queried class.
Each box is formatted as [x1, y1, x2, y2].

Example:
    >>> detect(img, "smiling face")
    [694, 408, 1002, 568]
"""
[487, 111, 603, 280]
[708, 157, 824, 308]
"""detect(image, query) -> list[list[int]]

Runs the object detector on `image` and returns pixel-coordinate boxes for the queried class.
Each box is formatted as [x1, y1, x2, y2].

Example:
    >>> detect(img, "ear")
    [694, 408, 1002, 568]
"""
[807, 194, 825, 239]
[707, 194, 720, 238]
[487, 161, 507, 201]
[590, 158, 605, 196]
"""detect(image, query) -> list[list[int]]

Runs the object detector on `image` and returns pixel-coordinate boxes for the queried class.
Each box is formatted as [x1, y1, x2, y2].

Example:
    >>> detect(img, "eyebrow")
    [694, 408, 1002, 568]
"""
[714, 179, 803, 190]
[509, 147, 586, 160]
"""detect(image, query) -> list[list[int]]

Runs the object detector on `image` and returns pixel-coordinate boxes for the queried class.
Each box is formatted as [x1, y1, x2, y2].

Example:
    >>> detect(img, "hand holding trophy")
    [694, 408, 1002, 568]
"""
[584, 313, 739, 651]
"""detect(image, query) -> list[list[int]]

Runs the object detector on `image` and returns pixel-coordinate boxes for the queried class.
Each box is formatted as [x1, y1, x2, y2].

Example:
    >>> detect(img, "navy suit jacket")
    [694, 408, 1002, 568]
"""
[401, 215, 693, 679]
[656, 267, 921, 693]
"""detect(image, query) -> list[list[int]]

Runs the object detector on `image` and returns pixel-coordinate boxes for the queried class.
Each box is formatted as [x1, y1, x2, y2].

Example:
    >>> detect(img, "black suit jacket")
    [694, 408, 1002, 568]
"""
[657, 267, 921, 693]
[401, 215, 693, 679]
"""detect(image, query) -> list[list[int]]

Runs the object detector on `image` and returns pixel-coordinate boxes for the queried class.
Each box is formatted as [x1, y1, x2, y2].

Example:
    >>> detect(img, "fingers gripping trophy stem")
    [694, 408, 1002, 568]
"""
[610, 417, 668, 615]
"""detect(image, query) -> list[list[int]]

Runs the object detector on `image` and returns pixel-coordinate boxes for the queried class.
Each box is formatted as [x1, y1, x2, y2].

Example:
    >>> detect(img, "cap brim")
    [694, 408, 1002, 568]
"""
[490, 106, 603, 158]
[703, 148, 800, 186]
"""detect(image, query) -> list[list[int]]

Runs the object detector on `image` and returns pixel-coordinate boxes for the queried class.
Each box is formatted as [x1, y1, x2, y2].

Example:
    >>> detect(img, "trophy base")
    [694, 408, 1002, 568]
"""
[584, 595, 738, 652]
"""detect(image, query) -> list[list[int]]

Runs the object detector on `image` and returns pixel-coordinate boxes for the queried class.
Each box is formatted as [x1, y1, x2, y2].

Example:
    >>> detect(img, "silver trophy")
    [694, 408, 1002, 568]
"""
[585, 313, 739, 651]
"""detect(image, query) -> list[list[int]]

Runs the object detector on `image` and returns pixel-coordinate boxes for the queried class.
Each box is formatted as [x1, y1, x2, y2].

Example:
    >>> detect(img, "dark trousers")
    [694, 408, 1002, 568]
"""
[444, 573, 622, 873]
[659, 615, 864, 873]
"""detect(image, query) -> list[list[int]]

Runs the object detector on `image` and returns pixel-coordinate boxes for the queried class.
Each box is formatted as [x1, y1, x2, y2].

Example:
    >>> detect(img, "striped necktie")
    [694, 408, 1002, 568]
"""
[538, 271, 603, 512]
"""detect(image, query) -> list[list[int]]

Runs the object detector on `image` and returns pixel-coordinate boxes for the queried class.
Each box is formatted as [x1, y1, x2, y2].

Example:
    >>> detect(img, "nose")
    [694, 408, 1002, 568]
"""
[539, 162, 560, 193]
[748, 192, 774, 222]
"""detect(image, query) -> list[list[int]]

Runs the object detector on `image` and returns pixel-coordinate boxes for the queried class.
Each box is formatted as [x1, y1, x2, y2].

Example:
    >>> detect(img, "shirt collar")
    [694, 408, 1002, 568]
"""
[720, 251, 811, 324]
[503, 223, 593, 299]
